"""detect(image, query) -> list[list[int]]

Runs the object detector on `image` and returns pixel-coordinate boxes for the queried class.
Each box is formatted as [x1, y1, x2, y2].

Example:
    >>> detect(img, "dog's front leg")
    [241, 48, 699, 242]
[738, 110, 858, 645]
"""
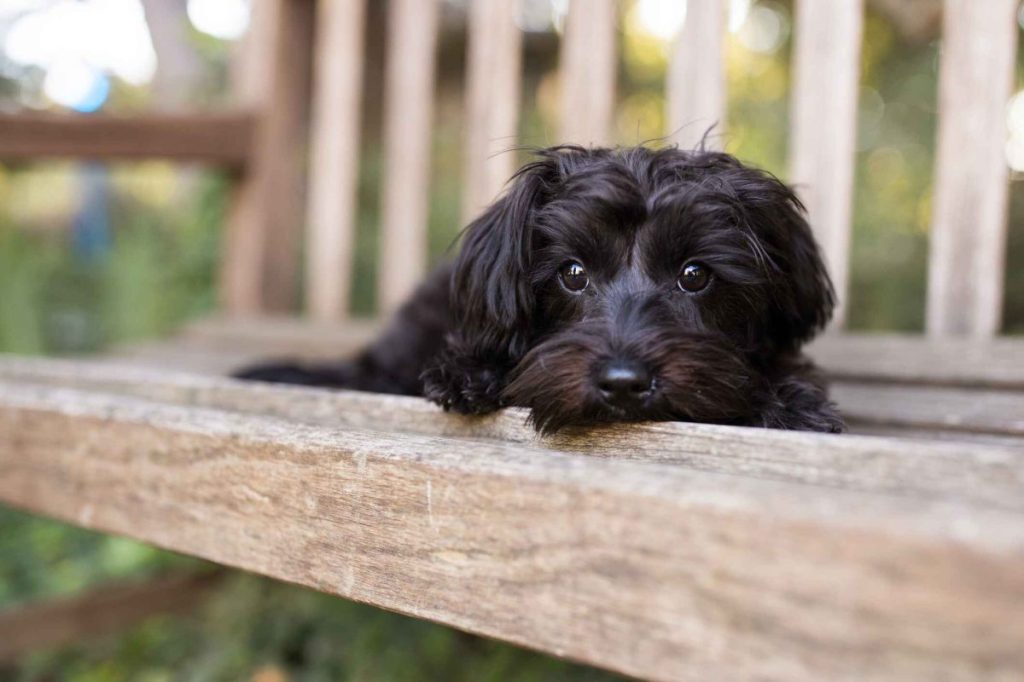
[755, 362, 845, 433]
[421, 340, 510, 415]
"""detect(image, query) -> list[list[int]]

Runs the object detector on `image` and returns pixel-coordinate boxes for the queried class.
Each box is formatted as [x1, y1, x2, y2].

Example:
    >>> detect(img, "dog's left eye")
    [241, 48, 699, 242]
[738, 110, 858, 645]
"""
[678, 262, 711, 292]
[558, 261, 589, 293]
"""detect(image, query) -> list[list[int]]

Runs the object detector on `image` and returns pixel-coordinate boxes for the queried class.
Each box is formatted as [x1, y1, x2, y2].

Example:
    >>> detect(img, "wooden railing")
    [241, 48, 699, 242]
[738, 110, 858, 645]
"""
[300, 0, 1020, 338]
[0, 112, 253, 165]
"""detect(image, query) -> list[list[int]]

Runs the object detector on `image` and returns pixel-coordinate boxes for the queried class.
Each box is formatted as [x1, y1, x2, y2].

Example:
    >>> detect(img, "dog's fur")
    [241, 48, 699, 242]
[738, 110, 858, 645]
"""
[237, 145, 844, 434]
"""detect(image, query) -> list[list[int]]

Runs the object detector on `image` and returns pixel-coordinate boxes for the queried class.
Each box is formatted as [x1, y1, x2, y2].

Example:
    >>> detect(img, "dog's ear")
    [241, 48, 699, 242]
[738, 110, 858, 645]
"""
[724, 165, 834, 351]
[760, 187, 835, 349]
[450, 157, 556, 359]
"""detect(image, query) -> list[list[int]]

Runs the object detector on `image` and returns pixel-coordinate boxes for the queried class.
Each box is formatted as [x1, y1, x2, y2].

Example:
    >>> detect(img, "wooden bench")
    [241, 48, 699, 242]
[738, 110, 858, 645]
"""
[1, 1, 1022, 680]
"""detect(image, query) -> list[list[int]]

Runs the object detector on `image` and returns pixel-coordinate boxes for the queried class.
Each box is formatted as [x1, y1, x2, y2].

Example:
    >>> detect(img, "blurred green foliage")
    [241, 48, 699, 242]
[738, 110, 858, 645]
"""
[7, 564, 619, 682]
[0, 508, 195, 610]
[0, 170, 223, 355]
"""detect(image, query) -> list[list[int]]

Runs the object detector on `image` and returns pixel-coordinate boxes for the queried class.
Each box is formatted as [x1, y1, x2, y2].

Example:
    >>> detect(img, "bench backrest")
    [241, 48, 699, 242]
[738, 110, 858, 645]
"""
[0, 0, 1016, 339]
[271, 0, 1015, 339]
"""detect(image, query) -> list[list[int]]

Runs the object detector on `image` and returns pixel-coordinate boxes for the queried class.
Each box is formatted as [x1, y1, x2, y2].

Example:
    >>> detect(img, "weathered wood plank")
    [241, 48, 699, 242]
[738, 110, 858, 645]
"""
[1, 377, 1022, 681]
[378, 0, 441, 314]
[832, 382, 1024, 437]
[219, 0, 276, 317]
[3, 358, 1024, 512]
[100, 317, 379, 375]
[851, 425, 1024, 450]
[807, 333, 1024, 389]
[462, 0, 523, 222]
[560, 0, 618, 146]
[222, 0, 315, 316]
[666, 0, 726, 149]
[788, 0, 865, 327]
[305, 0, 367, 322]
[0, 113, 253, 166]
[926, 0, 1018, 338]
[107, 318, 1024, 390]
[95, 325, 1024, 447]
[0, 571, 223, 662]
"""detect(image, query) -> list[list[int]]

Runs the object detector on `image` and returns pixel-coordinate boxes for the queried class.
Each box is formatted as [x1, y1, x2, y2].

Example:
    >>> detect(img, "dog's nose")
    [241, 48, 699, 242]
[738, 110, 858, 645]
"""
[597, 361, 653, 402]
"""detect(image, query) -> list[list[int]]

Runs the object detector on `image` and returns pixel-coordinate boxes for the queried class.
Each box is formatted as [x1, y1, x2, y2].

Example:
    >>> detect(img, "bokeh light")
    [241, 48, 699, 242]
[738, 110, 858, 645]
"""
[5, 0, 156, 86]
[43, 59, 110, 113]
[729, 0, 753, 32]
[187, 0, 251, 41]
[1006, 90, 1024, 172]
[3, 0, 155, 110]
[634, 0, 688, 42]
[735, 2, 788, 54]
[517, 0, 556, 33]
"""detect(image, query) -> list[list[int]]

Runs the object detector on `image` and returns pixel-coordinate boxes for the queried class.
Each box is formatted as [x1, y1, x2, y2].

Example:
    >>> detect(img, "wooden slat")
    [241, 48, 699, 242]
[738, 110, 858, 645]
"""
[229, 0, 272, 108]
[850, 425, 1024, 449]
[305, 0, 367, 321]
[104, 316, 379, 375]
[4, 357, 1024, 511]
[462, 0, 523, 222]
[559, 0, 618, 146]
[926, 0, 1018, 338]
[96, 323, 1024, 448]
[0, 113, 253, 166]
[95, 317, 1024, 392]
[219, 0, 275, 316]
[221, 0, 315, 316]
[807, 333, 1024, 389]
[378, 0, 441, 314]
[832, 382, 1024, 437]
[1, 368, 1023, 681]
[0, 572, 223, 662]
[788, 0, 864, 327]
[114, 319, 1024, 390]
[666, 0, 726, 149]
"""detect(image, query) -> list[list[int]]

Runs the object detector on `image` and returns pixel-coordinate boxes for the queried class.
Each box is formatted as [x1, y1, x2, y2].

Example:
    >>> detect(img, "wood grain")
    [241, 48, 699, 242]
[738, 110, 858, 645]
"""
[806, 333, 1024, 389]
[0, 113, 253, 166]
[88, 320, 1024, 444]
[219, 0, 275, 316]
[559, 0, 618, 146]
[832, 382, 1024, 437]
[926, 0, 1018, 338]
[107, 318, 1024, 390]
[0, 571, 223, 662]
[221, 0, 314, 316]
[1, 375, 1022, 681]
[378, 0, 441, 314]
[666, 0, 727, 149]
[788, 0, 865, 327]
[305, 0, 367, 322]
[3, 358, 1024, 512]
[462, 0, 523, 222]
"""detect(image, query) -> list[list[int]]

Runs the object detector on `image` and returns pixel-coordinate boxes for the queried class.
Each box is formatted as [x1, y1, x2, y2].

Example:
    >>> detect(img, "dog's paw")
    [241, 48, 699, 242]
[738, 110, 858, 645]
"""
[756, 371, 846, 433]
[421, 361, 505, 415]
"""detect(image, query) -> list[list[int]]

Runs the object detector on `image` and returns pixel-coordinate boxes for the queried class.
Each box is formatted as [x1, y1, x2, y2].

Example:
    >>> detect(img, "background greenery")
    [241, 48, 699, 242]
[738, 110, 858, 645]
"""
[1, 0, 1022, 679]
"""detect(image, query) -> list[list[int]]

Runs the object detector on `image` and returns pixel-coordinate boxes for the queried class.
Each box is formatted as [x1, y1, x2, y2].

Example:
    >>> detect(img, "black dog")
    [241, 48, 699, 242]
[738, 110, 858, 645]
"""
[237, 145, 844, 434]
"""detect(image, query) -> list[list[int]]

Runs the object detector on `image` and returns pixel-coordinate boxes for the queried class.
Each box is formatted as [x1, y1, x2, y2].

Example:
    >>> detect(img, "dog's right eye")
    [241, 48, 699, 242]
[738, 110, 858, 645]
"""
[678, 262, 711, 292]
[558, 261, 589, 293]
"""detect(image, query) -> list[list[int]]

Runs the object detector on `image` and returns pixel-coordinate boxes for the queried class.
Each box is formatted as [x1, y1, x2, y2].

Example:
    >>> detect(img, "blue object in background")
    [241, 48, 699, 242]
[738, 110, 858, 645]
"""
[71, 162, 112, 262]
[70, 70, 110, 114]
[68, 65, 112, 262]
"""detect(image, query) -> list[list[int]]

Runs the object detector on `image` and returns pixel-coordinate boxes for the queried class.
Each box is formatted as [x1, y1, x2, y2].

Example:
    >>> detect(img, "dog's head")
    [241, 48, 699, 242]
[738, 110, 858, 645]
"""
[451, 145, 834, 432]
